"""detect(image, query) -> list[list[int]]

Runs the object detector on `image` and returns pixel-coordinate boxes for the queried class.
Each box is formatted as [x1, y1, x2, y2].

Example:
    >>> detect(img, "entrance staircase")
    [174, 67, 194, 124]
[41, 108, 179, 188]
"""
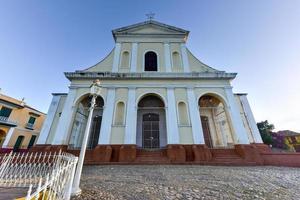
[210, 148, 257, 166]
[134, 148, 258, 165]
[135, 148, 170, 164]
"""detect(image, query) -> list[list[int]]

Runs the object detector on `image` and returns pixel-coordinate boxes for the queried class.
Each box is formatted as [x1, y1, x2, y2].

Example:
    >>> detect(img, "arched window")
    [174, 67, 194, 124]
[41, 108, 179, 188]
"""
[121, 51, 130, 68]
[178, 102, 189, 125]
[144, 51, 158, 71]
[172, 51, 181, 68]
[114, 102, 125, 125]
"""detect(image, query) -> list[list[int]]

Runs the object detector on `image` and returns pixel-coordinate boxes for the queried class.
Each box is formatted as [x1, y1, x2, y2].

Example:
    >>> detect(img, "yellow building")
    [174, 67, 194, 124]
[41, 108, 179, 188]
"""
[0, 92, 46, 152]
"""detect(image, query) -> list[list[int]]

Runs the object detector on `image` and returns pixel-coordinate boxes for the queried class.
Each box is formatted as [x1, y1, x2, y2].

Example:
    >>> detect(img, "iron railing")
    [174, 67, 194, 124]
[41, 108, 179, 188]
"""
[0, 151, 78, 200]
[0, 116, 18, 126]
[25, 122, 35, 130]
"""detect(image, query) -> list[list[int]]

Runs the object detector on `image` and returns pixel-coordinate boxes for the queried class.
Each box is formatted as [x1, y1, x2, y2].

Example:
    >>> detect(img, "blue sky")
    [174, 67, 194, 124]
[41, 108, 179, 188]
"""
[0, 0, 299, 131]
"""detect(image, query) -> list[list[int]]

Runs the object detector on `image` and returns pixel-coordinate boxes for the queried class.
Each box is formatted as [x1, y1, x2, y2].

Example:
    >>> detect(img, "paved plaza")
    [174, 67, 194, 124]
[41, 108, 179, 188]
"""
[72, 165, 300, 200]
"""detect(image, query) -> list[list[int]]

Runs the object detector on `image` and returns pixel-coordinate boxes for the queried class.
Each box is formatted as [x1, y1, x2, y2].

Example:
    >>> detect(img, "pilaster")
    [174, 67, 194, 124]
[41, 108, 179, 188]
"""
[124, 87, 137, 144]
[166, 87, 180, 144]
[98, 88, 115, 144]
[225, 87, 250, 144]
[180, 43, 190, 72]
[187, 87, 205, 144]
[130, 43, 138, 72]
[52, 88, 76, 145]
[112, 43, 121, 72]
[2, 127, 14, 148]
[239, 95, 263, 143]
[164, 43, 172, 72]
[37, 95, 61, 144]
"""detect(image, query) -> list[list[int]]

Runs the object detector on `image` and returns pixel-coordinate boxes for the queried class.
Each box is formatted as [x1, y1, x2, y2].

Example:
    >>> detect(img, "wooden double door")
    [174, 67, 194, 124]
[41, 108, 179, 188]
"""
[137, 109, 167, 149]
[142, 113, 160, 149]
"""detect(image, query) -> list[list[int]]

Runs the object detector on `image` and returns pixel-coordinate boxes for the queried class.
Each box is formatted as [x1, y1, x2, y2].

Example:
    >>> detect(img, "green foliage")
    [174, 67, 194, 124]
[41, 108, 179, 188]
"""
[257, 120, 274, 145]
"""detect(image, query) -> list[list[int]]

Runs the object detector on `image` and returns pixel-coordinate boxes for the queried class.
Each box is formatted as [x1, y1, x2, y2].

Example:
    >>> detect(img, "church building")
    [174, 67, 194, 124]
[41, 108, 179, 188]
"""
[35, 19, 267, 164]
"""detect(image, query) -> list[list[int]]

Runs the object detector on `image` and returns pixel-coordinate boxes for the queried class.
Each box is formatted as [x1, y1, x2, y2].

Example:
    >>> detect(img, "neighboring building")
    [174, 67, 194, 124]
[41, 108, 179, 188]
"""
[272, 130, 300, 152]
[35, 19, 264, 164]
[0, 92, 46, 152]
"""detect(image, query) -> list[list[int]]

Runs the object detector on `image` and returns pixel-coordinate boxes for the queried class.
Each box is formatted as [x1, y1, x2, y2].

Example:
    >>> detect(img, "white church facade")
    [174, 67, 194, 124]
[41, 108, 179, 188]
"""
[34, 20, 267, 164]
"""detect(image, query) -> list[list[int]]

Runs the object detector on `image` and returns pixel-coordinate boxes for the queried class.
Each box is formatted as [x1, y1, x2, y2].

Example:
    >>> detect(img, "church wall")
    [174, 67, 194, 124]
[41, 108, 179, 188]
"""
[111, 126, 125, 144]
[136, 43, 165, 72]
[194, 87, 228, 103]
[178, 127, 193, 144]
[174, 88, 194, 144]
[70, 79, 230, 88]
[170, 43, 183, 72]
[46, 95, 67, 144]
[85, 49, 114, 72]
[234, 95, 255, 143]
[116, 37, 185, 44]
[110, 88, 128, 144]
[119, 43, 131, 72]
[136, 88, 167, 104]
[74, 87, 108, 105]
[187, 50, 216, 73]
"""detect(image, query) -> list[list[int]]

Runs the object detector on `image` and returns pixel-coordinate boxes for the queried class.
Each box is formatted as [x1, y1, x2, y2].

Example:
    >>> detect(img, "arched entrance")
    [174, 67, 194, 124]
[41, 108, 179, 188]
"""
[69, 95, 104, 149]
[199, 94, 235, 148]
[0, 129, 6, 147]
[136, 95, 167, 149]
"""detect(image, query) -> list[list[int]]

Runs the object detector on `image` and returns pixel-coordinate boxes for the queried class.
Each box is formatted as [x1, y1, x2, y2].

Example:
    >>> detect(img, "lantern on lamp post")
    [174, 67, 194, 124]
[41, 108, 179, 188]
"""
[72, 79, 102, 195]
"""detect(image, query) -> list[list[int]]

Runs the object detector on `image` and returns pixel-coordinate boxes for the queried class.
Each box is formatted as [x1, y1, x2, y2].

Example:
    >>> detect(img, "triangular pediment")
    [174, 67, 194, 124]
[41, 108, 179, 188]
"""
[128, 25, 182, 34]
[112, 20, 189, 38]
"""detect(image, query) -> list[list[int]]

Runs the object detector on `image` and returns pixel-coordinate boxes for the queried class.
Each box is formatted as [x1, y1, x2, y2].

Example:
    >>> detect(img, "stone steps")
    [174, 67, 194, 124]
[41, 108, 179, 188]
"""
[135, 149, 169, 163]
[84, 147, 260, 166]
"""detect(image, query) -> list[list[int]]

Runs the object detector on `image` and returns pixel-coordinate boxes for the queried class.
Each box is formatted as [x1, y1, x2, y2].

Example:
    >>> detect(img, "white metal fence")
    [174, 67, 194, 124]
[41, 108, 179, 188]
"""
[0, 150, 78, 200]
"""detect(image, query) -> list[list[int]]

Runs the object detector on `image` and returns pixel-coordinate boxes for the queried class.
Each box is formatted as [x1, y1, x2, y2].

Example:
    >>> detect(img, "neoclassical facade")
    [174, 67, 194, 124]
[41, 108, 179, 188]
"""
[35, 20, 266, 164]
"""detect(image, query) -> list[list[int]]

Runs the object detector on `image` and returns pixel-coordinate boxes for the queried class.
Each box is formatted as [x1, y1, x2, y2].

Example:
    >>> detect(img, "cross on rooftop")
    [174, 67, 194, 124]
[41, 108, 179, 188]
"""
[146, 12, 155, 21]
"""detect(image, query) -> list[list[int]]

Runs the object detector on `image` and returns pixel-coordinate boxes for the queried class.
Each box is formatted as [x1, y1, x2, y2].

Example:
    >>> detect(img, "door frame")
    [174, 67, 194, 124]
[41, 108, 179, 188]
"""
[136, 108, 167, 149]
[201, 115, 213, 148]
[142, 113, 160, 149]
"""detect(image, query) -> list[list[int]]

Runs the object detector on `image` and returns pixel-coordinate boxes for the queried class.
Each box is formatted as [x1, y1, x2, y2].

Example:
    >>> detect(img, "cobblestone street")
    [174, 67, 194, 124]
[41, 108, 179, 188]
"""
[72, 165, 300, 200]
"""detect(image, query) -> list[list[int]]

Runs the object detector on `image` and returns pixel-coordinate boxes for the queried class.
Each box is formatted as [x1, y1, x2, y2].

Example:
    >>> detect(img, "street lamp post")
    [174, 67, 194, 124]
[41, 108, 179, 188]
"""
[72, 79, 102, 195]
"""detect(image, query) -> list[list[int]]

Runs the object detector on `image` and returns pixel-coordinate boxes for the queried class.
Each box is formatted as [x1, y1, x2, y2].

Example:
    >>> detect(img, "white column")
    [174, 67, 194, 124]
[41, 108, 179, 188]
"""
[130, 43, 138, 72]
[124, 88, 137, 144]
[98, 88, 115, 144]
[239, 95, 263, 143]
[52, 88, 76, 145]
[2, 127, 15, 148]
[112, 43, 121, 72]
[37, 95, 61, 144]
[180, 43, 190, 72]
[72, 95, 96, 195]
[164, 43, 172, 72]
[187, 88, 205, 144]
[166, 88, 180, 144]
[225, 87, 250, 144]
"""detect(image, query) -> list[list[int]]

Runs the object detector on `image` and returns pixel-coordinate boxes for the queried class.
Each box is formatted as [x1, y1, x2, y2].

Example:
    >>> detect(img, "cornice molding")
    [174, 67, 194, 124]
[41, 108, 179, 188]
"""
[65, 71, 237, 81]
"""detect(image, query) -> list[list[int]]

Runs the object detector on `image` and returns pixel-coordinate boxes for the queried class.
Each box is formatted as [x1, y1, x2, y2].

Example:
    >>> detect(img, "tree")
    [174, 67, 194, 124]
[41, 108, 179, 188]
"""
[257, 120, 274, 145]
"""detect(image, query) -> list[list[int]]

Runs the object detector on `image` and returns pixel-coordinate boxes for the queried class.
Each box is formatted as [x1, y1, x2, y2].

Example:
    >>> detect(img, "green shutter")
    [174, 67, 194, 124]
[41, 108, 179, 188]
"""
[28, 116, 36, 124]
[0, 107, 12, 118]
[28, 135, 37, 148]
